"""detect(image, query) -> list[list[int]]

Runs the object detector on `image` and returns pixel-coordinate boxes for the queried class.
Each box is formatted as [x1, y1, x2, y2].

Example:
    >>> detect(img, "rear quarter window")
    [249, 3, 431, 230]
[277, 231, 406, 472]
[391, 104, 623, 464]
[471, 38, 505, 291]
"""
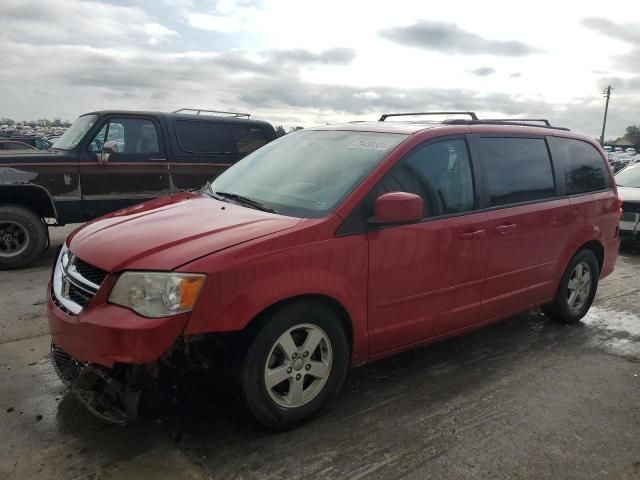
[547, 137, 608, 194]
[174, 120, 267, 155]
[477, 137, 556, 207]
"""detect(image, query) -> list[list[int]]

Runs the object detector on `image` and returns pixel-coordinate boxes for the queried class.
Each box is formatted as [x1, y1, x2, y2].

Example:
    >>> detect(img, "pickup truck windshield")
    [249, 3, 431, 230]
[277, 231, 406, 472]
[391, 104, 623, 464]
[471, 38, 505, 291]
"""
[52, 115, 98, 150]
[209, 130, 406, 218]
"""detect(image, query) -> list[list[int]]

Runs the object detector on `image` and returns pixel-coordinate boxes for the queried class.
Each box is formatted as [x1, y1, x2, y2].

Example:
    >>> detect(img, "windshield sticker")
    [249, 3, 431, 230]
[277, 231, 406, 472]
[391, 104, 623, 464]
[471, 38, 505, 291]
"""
[348, 139, 392, 151]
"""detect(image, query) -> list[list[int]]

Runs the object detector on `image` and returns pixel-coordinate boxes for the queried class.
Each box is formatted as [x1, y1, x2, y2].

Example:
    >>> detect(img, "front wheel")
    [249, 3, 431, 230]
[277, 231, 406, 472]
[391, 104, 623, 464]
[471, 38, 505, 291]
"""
[239, 301, 349, 430]
[0, 205, 48, 269]
[543, 249, 599, 324]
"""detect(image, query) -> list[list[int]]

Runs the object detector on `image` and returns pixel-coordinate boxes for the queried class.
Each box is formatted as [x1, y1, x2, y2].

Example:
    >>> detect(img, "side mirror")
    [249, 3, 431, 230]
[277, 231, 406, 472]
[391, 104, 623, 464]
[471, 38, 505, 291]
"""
[96, 140, 118, 165]
[371, 192, 423, 225]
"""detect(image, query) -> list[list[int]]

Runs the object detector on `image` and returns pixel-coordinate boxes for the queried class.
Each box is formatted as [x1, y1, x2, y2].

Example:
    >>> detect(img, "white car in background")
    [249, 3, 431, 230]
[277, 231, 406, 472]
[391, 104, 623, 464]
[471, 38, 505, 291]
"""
[611, 153, 635, 173]
[616, 165, 640, 243]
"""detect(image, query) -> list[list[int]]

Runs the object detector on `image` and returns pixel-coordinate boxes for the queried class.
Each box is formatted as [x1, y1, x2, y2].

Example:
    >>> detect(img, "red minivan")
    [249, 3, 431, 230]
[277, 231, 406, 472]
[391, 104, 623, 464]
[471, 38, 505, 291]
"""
[48, 113, 621, 428]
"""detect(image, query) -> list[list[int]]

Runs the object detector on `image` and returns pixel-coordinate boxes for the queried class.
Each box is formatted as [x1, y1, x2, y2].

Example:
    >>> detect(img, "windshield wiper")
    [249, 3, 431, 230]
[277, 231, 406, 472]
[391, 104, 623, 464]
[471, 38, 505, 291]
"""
[213, 191, 277, 213]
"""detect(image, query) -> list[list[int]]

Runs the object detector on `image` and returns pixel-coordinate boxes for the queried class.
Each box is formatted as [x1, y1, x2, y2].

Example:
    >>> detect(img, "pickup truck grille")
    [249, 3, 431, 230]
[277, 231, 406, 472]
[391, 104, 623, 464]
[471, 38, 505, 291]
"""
[51, 247, 108, 315]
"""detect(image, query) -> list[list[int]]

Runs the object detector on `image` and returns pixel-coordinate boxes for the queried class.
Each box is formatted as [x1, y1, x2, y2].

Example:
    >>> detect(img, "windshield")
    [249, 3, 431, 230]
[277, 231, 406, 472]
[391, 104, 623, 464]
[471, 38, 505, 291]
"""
[208, 130, 406, 218]
[52, 115, 98, 150]
[615, 165, 640, 188]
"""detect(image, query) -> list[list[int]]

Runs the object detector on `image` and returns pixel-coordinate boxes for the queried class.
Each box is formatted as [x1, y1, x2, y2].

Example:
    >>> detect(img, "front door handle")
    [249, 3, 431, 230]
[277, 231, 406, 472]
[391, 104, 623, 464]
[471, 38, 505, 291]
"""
[495, 223, 517, 235]
[459, 229, 486, 240]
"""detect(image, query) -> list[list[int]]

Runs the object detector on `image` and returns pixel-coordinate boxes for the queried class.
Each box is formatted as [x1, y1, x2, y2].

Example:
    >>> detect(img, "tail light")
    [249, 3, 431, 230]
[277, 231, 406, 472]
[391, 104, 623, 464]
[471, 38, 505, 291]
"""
[617, 194, 624, 219]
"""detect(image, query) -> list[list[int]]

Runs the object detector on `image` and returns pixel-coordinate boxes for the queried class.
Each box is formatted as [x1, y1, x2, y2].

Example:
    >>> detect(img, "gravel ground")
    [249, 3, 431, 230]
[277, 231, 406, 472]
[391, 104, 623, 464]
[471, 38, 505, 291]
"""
[0, 227, 639, 479]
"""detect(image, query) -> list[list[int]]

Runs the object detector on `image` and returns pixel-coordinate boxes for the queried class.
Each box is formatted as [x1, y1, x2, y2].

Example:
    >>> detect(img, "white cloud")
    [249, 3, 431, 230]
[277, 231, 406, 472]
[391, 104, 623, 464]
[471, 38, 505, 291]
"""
[141, 23, 179, 45]
[0, 0, 638, 136]
[188, 12, 240, 33]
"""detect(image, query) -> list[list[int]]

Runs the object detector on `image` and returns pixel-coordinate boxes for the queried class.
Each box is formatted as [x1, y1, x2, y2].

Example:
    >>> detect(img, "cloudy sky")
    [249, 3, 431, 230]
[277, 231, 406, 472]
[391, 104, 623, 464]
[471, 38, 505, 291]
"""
[1, 0, 639, 137]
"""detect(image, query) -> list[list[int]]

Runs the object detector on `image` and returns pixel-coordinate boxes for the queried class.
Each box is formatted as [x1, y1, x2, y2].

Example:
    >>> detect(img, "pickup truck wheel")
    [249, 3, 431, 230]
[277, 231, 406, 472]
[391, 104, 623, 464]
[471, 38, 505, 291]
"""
[239, 301, 349, 430]
[542, 249, 599, 324]
[0, 205, 48, 269]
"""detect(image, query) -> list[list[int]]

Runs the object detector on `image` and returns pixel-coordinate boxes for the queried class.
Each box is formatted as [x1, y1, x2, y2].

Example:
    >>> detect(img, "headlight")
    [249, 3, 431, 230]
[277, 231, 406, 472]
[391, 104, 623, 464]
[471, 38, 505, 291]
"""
[109, 272, 206, 318]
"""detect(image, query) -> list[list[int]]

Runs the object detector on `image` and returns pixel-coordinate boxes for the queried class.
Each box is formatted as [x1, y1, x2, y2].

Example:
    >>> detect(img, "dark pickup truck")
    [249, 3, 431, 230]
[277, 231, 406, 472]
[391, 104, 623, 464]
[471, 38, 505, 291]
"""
[0, 109, 277, 268]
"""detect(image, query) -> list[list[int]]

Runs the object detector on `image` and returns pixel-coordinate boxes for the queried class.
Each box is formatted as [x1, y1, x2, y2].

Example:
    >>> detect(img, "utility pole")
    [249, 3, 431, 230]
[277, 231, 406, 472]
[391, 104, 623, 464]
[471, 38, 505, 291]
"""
[600, 85, 613, 145]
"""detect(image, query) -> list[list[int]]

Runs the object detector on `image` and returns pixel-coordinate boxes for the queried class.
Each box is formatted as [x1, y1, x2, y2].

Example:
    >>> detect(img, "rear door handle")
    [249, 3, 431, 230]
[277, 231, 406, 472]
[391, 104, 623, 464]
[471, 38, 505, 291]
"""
[495, 224, 517, 235]
[148, 158, 167, 161]
[459, 229, 486, 240]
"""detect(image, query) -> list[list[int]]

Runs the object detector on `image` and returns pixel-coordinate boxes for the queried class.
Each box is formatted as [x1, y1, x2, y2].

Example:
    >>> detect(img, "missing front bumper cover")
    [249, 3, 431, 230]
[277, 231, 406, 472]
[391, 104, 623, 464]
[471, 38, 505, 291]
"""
[51, 343, 141, 425]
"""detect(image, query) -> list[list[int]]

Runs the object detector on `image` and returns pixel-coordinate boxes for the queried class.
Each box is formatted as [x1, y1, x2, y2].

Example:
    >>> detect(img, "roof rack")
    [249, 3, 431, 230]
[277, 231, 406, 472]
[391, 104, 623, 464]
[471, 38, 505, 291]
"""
[379, 111, 478, 121]
[173, 108, 251, 118]
[442, 118, 569, 131]
[483, 118, 551, 126]
[378, 112, 569, 131]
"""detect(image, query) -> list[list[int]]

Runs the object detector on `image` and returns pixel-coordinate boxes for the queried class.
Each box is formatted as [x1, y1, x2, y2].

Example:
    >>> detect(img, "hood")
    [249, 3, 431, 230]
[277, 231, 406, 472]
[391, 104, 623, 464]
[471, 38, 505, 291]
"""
[67, 192, 301, 271]
[0, 149, 63, 162]
[618, 186, 640, 203]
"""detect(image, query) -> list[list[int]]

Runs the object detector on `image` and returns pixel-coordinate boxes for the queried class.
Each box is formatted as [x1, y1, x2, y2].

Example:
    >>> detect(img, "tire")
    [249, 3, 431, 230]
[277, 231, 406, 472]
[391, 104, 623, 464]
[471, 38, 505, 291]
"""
[542, 249, 599, 324]
[239, 301, 349, 430]
[0, 205, 48, 269]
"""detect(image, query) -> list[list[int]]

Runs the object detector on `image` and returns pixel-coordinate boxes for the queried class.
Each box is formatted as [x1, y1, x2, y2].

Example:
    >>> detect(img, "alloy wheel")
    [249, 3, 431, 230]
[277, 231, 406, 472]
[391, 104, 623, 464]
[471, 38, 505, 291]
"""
[264, 323, 333, 408]
[566, 261, 592, 312]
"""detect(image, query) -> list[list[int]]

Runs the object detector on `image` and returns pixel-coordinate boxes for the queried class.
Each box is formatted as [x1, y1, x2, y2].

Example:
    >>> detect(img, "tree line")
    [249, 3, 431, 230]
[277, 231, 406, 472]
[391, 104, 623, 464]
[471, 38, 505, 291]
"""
[606, 125, 640, 147]
[0, 117, 73, 128]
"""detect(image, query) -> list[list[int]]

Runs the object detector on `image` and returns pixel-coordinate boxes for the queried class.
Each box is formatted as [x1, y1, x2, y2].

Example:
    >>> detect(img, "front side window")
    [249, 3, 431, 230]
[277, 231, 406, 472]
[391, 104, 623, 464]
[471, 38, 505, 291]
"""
[52, 114, 97, 150]
[376, 138, 475, 218]
[208, 130, 406, 218]
[88, 118, 159, 154]
[547, 137, 608, 194]
[478, 137, 555, 207]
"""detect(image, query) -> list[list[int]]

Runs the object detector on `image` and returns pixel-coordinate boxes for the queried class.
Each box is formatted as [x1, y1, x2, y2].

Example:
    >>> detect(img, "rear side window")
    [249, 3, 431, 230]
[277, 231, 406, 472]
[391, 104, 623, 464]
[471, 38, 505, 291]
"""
[547, 137, 608, 194]
[175, 120, 267, 155]
[478, 137, 555, 207]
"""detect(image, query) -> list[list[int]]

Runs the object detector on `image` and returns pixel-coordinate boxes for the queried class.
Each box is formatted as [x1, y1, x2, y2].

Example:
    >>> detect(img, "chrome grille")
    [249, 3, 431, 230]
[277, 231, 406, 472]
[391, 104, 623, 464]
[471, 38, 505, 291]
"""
[51, 246, 108, 314]
[73, 258, 108, 286]
[68, 283, 93, 308]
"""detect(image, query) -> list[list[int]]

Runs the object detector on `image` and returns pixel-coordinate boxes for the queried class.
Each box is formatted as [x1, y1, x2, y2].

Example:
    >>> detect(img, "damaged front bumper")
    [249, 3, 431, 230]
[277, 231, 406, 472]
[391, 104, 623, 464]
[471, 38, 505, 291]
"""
[51, 343, 145, 425]
[50, 334, 233, 425]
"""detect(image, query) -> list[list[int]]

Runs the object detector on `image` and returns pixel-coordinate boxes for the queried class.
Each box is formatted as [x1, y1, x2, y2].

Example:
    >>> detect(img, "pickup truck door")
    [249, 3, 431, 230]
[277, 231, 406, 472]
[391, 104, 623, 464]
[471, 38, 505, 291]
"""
[79, 115, 170, 219]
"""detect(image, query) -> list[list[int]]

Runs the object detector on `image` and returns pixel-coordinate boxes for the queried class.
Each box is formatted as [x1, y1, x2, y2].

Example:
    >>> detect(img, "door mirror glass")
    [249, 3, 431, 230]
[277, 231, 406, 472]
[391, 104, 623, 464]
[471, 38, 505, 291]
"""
[372, 192, 423, 224]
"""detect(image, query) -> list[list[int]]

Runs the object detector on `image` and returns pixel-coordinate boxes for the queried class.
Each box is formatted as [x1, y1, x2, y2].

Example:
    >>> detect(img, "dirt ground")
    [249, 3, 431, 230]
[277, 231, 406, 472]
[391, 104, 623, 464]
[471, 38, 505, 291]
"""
[0, 226, 639, 479]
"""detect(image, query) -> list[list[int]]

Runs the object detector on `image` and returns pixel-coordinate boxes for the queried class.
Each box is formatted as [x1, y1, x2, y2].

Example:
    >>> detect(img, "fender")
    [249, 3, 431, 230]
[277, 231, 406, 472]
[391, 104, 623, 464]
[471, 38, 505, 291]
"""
[183, 233, 370, 364]
[0, 182, 58, 219]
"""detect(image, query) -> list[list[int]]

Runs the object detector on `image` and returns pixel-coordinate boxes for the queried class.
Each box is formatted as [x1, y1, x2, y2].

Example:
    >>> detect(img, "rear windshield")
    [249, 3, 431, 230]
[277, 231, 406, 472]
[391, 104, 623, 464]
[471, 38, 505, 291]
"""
[615, 166, 640, 188]
[175, 120, 267, 155]
[208, 130, 407, 218]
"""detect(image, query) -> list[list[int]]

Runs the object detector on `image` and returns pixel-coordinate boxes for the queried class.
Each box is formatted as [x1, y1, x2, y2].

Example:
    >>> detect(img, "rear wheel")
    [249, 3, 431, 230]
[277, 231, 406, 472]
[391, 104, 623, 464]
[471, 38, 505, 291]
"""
[0, 205, 48, 269]
[542, 249, 599, 324]
[239, 301, 349, 430]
